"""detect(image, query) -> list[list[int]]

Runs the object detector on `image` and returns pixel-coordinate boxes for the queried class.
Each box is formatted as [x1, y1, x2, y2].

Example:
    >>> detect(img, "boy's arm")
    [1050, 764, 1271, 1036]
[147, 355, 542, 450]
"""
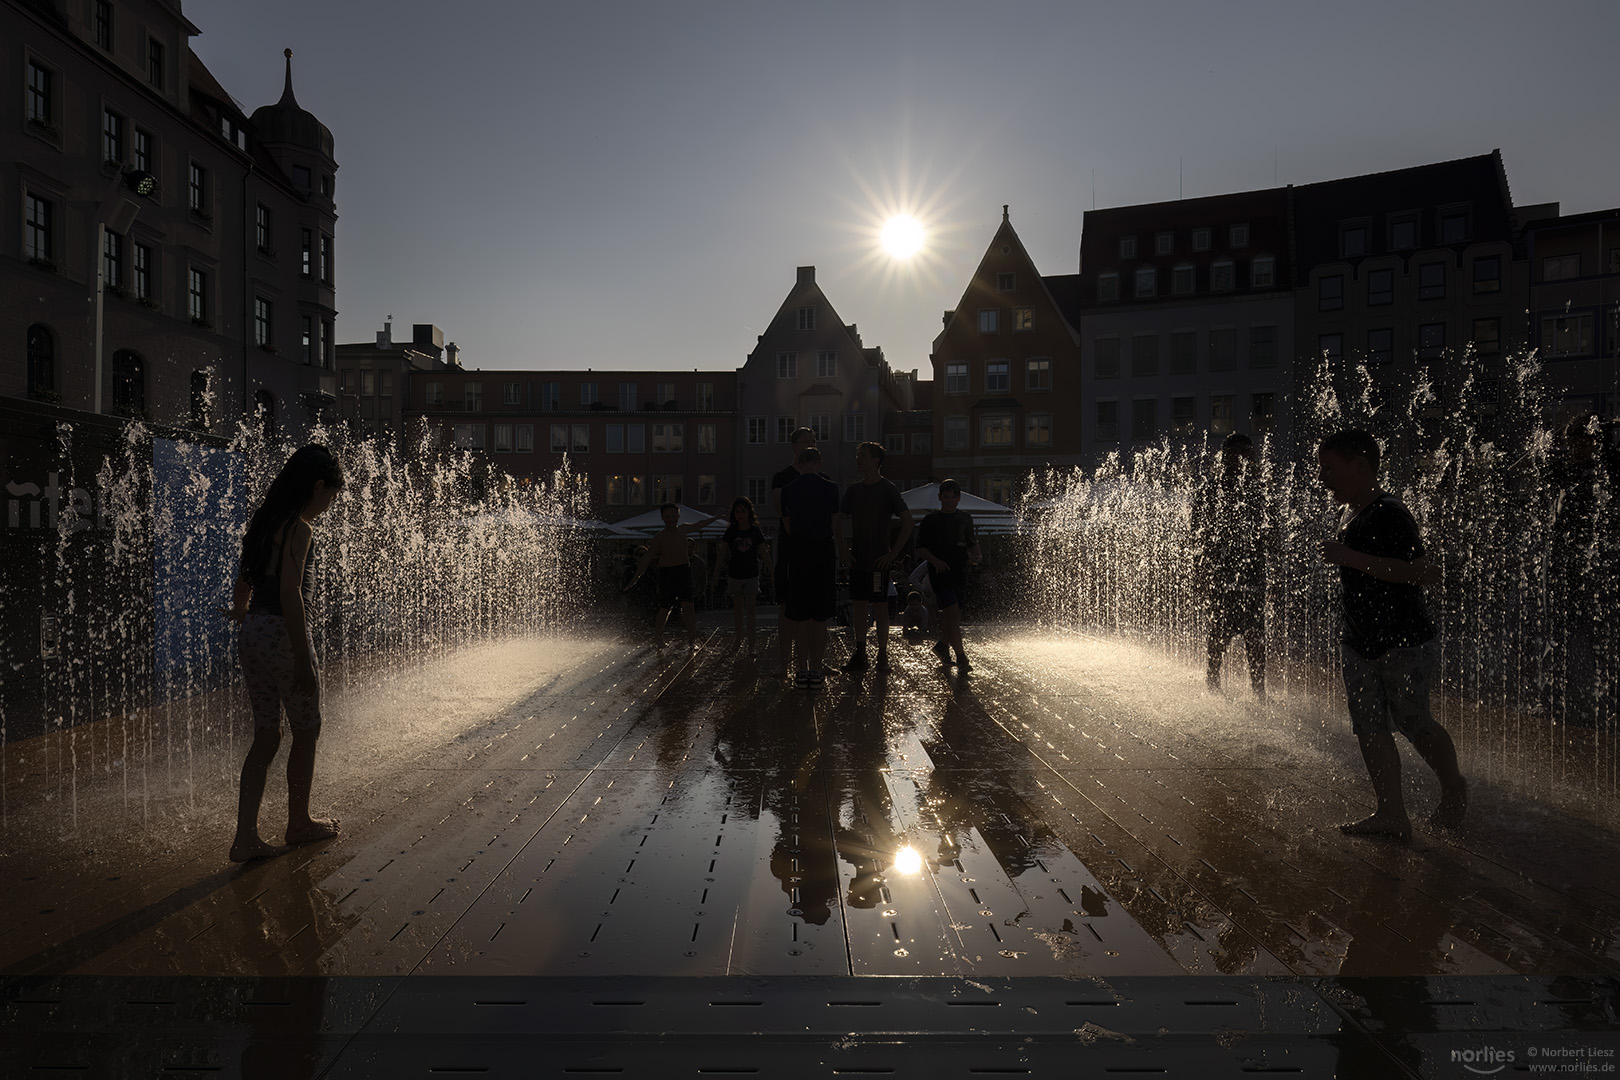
[624, 546, 655, 590]
[1322, 542, 1441, 585]
[881, 507, 915, 568]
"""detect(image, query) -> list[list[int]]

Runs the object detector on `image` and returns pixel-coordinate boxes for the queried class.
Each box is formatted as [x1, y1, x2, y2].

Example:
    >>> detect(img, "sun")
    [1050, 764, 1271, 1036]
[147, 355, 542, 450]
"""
[880, 215, 926, 258]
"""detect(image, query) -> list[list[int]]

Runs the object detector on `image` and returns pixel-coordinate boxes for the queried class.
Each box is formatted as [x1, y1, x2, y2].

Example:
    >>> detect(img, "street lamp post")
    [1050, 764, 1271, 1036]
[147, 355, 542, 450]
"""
[91, 168, 156, 414]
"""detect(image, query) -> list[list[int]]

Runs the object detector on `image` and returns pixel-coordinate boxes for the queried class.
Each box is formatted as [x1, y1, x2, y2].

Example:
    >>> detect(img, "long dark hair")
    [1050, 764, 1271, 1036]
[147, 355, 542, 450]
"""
[729, 496, 755, 529]
[240, 444, 344, 582]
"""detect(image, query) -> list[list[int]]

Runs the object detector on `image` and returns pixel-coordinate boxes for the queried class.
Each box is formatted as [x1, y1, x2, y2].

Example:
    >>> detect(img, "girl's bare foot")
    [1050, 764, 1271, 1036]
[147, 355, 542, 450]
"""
[1429, 779, 1468, 830]
[1339, 814, 1412, 843]
[230, 836, 279, 862]
[284, 818, 340, 845]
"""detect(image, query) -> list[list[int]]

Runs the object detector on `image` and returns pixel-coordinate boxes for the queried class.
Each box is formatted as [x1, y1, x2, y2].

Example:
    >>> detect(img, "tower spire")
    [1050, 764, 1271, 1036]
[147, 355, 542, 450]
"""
[279, 48, 298, 107]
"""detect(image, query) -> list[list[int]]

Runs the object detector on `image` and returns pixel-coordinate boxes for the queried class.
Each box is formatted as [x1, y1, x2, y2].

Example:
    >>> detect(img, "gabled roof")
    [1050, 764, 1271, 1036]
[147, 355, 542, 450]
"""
[934, 209, 1080, 352]
[744, 267, 873, 368]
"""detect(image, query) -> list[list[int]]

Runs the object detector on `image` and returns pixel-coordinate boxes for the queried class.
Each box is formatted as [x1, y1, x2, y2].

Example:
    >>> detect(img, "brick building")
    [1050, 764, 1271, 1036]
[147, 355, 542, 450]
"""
[1521, 207, 1620, 421]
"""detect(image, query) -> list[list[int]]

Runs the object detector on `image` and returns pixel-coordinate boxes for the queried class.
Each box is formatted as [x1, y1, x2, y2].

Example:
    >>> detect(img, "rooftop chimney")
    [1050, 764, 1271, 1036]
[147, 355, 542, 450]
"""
[377, 320, 393, 348]
[445, 342, 460, 368]
[796, 266, 815, 285]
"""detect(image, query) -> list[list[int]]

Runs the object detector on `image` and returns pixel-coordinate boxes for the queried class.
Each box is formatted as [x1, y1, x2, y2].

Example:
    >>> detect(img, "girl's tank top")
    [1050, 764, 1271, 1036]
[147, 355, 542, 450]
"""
[247, 525, 316, 616]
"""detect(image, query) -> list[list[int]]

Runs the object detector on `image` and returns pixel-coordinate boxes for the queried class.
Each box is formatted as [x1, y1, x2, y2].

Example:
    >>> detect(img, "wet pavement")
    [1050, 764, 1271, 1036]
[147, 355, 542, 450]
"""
[3, 621, 1618, 1076]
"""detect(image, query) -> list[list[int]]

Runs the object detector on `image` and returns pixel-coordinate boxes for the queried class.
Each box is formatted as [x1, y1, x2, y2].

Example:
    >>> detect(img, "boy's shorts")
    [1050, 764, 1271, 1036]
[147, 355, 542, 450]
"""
[727, 575, 759, 598]
[656, 565, 693, 607]
[1341, 638, 1440, 740]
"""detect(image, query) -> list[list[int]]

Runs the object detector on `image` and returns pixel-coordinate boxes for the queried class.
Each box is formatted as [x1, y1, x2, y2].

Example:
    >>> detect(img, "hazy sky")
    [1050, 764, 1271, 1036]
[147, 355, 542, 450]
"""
[190, 0, 1620, 376]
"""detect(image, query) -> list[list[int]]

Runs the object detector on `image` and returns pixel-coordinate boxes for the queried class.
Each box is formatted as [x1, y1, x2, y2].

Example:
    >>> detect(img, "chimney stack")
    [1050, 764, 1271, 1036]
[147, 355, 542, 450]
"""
[445, 342, 460, 368]
[796, 266, 815, 285]
[377, 320, 393, 348]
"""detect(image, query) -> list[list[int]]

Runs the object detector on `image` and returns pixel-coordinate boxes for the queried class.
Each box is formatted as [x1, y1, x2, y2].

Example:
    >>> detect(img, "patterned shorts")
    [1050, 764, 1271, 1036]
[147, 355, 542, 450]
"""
[239, 613, 322, 732]
[1341, 638, 1439, 740]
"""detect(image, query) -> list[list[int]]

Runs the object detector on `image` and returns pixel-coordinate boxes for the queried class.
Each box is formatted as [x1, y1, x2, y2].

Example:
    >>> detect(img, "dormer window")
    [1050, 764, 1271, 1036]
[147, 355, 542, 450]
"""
[293, 165, 311, 189]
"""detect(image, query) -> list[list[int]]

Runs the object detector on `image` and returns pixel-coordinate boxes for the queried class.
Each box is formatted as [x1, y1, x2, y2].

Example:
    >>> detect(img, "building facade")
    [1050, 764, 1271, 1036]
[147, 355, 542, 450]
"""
[7, 0, 337, 436]
[1522, 207, 1620, 421]
[335, 321, 458, 442]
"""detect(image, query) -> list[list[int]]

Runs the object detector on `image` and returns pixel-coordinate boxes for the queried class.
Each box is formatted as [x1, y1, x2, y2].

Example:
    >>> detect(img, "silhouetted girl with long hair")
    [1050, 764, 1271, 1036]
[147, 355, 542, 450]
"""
[224, 444, 345, 861]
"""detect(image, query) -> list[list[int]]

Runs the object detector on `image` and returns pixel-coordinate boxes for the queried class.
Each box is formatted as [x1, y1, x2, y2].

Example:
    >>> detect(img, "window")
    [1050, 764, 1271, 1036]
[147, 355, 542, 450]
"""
[187, 268, 207, 322]
[1318, 333, 1343, 364]
[697, 424, 716, 453]
[188, 162, 206, 214]
[321, 320, 333, 369]
[516, 425, 534, 453]
[911, 432, 932, 455]
[652, 423, 683, 452]
[464, 382, 483, 410]
[652, 475, 682, 504]
[292, 165, 311, 189]
[978, 309, 999, 333]
[1612, 248, 1620, 275]
[1023, 413, 1052, 449]
[112, 350, 145, 413]
[1155, 232, 1173, 256]
[1339, 223, 1368, 258]
[981, 415, 1014, 448]
[572, 425, 590, 453]
[983, 477, 1013, 505]
[1439, 208, 1470, 244]
[580, 381, 598, 406]
[1119, 236, 1137, 259]
[1249, 326, 1276, 369]
[809, 414, 831, 441]
[606, 424, 624, 453]
[319, 234, 331, 284]
[1134, 267, 1156, 298]
[494, 424, 514, 453]
[776, 417, 796, 443]
[1252, 393, 1275, 435]
[362, 371, 376, 397]
[997, 272, 1015, 291]
[1172, 396, 1196, 434]
[1172, 264, 1195, 294]
[320, 174, 332, 198]
[1131, 399, 1156, 442]
[1192, 228, 1211, 252]
[844, 413, 866, 442]
[1027, 357, 1051, 391]
[455, 424, 485, 451]
[816, 350, 836, 378]
[1094, 401, 1118, 442]
[1171, 330, 1197, 375]
[1418, 262, 1445, 300]
[777, 352, 797, 379]
[1229, 224, 1249, 248]
[27, 324, 55, 398]
[1251, 255, 1275, 288]
[1131, 333, 1159, 377]
[25, 195, 52, 262]
[254, 297, 272, 346]
[986, 361, 1010, 392]
[696, 382, 714, 410]
[746, 477, 768, 505]
[1472, 255, 1501, 293]
[540, 382, 560, 412]
[251, 204, 270, 253]
[1472, 318, 1500, 357]
[1094, 337, 1120, 379]
[94, 0, 112, 48]
[1211, 260, 1235, 292]
[300, 229, 312, 278]
[1319, 274, 1343, 311]
[617, 382, 637, 411]
[1368, 268, 1393, 305]
[1389, 215, 1418, 250]
[134, 129, 152, 173]
[1210, 395, 1234, 435]
[885, 434, 906, 454]
[102, 229, 123, 287]
[424, 380, 443, 406]
[696, 475, 716, 505]
[1098, 273, 1119, 302]
[945, 363, 968, 394]
[1367, 328, 1393, 365]
[29, 62, 55, 128]
[626, 425, 645, 453]
[1542, 315, 1592, 358]
[1014, 307, 1033, 331]
[1542, 254, 1580, 282]
[133, 243, 151, 300]
[103, 109, 123, 163]
[797, 306, 815, 330]
[944, 415, 969, 450]
[656, 382, 676, 407]
[1418, 322, 1446, 360]
[1208, 329, 1236, 372]
[148, 38, 164, 88]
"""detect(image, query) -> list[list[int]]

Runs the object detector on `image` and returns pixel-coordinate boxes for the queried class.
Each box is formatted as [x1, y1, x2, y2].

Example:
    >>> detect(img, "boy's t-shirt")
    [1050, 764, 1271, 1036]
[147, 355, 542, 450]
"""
[781, 473, 840, 541]
[840, 478, 907, 566]
[1338, 494, 1435, 659]
[769, 465, 801, 535]
[721, 524, 767, 579]
[917, 508, 976, 591]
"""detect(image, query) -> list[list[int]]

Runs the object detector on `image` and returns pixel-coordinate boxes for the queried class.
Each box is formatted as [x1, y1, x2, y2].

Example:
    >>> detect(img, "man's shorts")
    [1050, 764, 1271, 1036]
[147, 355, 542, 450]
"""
[848, 564, 889, 604]
[932, 568, 964, 611]
[785, 537, 836, 623]
[1341, 638, 1440, 739]
[726, 575, 760, 598]
[656, 565, 694, 608]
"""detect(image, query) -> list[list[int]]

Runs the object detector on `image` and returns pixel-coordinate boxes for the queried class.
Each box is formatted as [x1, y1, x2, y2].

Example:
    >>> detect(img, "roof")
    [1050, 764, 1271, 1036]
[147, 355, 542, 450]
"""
[249, 51, 335, 160]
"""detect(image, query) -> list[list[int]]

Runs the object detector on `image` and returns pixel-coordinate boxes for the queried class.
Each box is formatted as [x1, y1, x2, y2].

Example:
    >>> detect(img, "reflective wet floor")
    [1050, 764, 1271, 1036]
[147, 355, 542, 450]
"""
[4, 623, 1618, 1076]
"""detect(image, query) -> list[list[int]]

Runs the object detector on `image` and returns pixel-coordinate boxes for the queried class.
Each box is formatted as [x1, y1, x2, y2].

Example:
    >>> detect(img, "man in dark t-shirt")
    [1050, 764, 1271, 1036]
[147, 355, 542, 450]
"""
[840, 441, 913, 673]
[780, 447, 843, 689]
[915, 479, 981, 673]
[769, 426, 816, 673]
[1319, 428, 1465, 843]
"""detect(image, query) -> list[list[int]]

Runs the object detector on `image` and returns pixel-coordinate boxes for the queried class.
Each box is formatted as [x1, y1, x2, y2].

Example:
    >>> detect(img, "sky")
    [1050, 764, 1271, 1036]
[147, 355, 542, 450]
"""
[189, 0, 1620, 377]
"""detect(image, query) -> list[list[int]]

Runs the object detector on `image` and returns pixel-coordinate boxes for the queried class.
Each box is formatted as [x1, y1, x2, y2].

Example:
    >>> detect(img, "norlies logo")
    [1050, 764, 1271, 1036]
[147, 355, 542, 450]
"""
[1452, 1046, 1516, 1074]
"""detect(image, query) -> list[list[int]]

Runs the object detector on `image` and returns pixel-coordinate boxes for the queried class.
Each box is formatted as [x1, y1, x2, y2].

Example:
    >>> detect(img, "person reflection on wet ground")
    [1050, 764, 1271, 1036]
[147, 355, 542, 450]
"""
[1544, 411, 1620, 728]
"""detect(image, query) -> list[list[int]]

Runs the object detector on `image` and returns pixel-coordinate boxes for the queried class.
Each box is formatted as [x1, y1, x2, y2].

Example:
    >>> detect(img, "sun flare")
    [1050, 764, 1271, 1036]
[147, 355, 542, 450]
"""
[880, 215, 926, 258]
[891, 845, 924, 875]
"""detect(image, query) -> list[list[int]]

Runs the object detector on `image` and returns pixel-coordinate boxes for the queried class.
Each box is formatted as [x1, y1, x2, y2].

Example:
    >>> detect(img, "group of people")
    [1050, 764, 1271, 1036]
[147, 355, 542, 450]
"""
[227, 417, 1539, 860]
[621, 427, 982, 689]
